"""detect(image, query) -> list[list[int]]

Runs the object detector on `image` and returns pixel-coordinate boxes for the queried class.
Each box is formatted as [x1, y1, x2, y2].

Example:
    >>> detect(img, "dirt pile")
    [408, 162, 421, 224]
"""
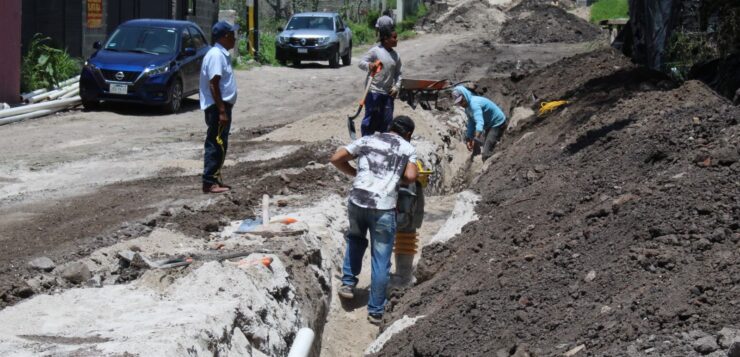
[374, 48, 740, 356]
[500, 3, 602, 44]
[420, 0, 506, 34]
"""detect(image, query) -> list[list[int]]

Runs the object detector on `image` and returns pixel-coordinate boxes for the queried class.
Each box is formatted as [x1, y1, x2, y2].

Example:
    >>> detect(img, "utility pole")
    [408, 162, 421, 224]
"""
[396, 0, 403, 23]
[247, 0, 260, 58]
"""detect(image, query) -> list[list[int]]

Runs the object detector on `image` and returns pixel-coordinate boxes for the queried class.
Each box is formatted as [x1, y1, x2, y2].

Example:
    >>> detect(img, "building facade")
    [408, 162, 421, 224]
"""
[22, 0, 219, 59]
[0, 0, 22, 104]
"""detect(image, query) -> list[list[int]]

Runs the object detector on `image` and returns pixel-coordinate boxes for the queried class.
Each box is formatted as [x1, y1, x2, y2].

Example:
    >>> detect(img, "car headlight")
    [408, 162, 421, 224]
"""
[84, 60, 97, 69]
[317, 36, 330, 45]
[278, 36, 288, 44]
[145, 64, 170, 76]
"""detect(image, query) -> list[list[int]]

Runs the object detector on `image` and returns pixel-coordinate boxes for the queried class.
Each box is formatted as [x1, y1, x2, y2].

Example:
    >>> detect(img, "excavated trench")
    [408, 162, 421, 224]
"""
[0, 85, 520, 356]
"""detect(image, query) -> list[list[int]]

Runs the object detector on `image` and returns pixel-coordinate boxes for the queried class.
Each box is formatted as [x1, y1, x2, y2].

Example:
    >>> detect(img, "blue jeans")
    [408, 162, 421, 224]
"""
[361, 92, 394, 136]
[341, 201, 397, 315]
[203, 103, 232, 185]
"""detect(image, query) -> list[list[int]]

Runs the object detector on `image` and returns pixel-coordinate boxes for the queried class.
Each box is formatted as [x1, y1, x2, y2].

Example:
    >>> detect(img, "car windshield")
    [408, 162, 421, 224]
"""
[286, 16, 333, 31]
[104, 26, 178, 55]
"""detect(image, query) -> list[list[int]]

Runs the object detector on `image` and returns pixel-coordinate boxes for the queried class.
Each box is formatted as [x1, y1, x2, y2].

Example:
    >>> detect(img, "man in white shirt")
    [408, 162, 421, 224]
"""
[200, 21, 238, 194]
[330, 116, 418, 325]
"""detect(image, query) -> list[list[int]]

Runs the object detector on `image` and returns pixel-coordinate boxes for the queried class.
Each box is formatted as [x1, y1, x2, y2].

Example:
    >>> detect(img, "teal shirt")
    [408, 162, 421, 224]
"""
[455, 86, 506, 139]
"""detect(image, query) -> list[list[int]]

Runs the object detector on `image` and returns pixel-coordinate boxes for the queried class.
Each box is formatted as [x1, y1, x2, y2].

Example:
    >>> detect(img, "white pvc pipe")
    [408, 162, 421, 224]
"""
[262, 194, 270, 225]
[48, 83, 79, 101]
[0, 109, 54, 126]
[287, 328, 315, 357]
[58, 75, 80, 87]
[60, 88, 79, 99]
[20, 88, 46, 102]
[22, 76, 80, 103]
[0, 97, 81, 119]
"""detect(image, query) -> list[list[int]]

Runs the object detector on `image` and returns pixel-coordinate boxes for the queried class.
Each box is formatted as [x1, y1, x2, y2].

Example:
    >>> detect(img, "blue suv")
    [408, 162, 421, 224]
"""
[80, 19, 210, 113]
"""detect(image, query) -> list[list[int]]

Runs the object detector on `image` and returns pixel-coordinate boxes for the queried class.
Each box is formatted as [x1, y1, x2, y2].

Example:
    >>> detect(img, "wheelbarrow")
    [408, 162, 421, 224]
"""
[399, 78, 469, 110]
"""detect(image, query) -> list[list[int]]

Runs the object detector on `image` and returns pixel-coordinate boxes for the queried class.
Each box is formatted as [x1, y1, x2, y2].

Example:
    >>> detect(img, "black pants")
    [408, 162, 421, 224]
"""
[202, 103, 232, 185]
[473, 125, 504, 161]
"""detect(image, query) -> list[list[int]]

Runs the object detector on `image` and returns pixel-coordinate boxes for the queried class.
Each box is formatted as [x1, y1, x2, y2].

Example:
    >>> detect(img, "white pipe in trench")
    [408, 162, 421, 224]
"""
[287, 328, 315, 357]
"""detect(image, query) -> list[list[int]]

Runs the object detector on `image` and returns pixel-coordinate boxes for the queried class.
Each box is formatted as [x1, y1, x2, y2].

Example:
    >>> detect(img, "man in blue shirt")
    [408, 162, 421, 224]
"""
[452, 85, 507, 161]
[200, 21, 238, 194]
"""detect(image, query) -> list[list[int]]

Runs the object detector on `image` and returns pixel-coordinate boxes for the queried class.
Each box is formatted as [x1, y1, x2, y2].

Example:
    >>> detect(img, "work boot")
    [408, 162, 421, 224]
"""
[367, 313, 383, 325]
[337, 284, 354, 299]
[202, 183, 230, 194]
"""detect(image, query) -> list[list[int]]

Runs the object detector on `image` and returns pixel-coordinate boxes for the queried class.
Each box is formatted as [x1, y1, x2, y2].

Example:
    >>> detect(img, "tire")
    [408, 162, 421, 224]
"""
[329, 47, 340, 68]
[341, 43, 352, 66]
[81, 99, 99, 111]
[293, 60, 302, 67]
[279, 59, 287, 66]
[163, 78, 183, 114]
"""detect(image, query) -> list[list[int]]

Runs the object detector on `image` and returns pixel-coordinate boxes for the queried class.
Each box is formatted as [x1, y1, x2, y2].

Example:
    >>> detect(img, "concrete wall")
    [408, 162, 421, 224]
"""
[21, 0, 84, 58]
[81, 0, 108, 59]
[82, 0, 219, 58]
[174, 0, 220, 41]
[0, 0, 22, 103]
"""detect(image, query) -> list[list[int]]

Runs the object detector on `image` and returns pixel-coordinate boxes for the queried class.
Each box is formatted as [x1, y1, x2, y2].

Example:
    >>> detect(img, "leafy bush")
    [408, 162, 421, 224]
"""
[21, 34, 81, 92]
[236, 31, 279, 66]
[349, 20, 377, 45]
[366, 9, 380, 30]
[590, 0, 629, 23]
[664, 31, 719, 79]
[256, 32, 279, 65]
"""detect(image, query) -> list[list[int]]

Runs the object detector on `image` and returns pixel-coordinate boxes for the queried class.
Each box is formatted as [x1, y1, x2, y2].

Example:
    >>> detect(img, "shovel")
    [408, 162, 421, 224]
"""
[347, 60, 383, 140]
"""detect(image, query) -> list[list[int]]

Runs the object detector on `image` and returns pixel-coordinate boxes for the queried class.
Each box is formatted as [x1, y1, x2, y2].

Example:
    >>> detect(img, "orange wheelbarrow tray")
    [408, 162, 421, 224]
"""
[400, 79, 453, 91]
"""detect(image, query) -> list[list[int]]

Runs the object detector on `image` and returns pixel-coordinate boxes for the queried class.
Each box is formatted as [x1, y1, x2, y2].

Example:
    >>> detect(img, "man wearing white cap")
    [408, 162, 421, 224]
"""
[452, 85, 507, 161]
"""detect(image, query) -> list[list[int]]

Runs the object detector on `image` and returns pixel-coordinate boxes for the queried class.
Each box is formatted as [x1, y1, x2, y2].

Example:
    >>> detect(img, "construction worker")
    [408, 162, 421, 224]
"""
[200, 21, 238, 194]
[452, 85, 507, 161]
[358, 26, 402, 136]
[330, 116, 418, 325]
[375, 9, 394, 33]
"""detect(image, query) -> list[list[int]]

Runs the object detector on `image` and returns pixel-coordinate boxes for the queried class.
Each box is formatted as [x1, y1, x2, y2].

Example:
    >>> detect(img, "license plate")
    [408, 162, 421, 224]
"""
[109, 84, 128, 95]
[297, 48, 308, 54]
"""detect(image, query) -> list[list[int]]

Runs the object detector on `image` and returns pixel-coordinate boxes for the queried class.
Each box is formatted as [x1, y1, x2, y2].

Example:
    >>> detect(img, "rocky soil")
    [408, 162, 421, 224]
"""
[373, 46, 740, 356]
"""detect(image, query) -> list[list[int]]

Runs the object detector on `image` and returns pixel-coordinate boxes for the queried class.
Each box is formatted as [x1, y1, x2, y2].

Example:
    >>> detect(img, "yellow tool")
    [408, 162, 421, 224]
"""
[538, 100, 569, 117]
[416, 160, 433, 188]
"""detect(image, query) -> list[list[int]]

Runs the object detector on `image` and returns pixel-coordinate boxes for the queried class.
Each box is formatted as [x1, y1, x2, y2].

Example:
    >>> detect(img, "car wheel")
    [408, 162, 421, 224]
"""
[342, 43, 352, 66]
[164, 78, 183, 114]
[279, 59, 287, 66]
[81, 99, 99, 111]
[329, 47, 340, 68]
[293, 60, 302, 67]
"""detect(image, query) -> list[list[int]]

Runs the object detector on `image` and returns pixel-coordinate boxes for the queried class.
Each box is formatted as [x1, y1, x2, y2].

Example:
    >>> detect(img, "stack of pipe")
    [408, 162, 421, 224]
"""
[1, 76, 82, 126]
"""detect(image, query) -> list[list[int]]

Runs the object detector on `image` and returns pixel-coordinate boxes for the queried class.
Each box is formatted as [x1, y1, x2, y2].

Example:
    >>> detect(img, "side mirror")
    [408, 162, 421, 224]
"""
[93, 41, 102, 50]
[337, 27, 344, 33]
[184, 47, 196, 57]
[277, 26, 284, 32]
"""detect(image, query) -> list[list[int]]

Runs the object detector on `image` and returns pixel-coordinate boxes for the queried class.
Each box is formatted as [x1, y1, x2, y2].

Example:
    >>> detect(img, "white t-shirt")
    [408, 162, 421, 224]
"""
[199, 43, 237, 110]
[345, 132, 417, 210]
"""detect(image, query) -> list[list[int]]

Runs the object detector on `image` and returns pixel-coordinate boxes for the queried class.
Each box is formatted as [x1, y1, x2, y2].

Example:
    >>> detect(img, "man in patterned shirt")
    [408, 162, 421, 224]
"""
[329, 116, 418, 325]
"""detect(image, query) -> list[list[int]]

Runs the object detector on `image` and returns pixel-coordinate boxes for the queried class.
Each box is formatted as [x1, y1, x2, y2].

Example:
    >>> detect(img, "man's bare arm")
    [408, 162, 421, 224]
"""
[330, 148, 357, 177]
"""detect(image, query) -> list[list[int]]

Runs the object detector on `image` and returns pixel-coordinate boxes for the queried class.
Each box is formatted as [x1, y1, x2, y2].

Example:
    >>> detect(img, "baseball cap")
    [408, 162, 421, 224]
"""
[452, 90, 464, 105]
[212, 21, 239, 41]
